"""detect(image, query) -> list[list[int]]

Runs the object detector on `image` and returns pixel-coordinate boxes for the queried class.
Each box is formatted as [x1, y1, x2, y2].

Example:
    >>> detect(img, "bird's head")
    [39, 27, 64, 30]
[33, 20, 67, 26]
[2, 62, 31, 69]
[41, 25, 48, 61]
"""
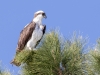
[34, 10, 47, 19]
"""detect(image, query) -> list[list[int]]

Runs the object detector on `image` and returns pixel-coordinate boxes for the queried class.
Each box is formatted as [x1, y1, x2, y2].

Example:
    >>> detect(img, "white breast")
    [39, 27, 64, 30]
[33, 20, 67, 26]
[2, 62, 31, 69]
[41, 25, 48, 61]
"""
[26, 25, 43, 50]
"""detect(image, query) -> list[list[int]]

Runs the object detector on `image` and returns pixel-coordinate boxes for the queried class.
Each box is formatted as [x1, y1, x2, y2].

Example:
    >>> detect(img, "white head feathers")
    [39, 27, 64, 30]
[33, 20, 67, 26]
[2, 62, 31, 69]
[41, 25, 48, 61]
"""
[34, 10, 44, 15]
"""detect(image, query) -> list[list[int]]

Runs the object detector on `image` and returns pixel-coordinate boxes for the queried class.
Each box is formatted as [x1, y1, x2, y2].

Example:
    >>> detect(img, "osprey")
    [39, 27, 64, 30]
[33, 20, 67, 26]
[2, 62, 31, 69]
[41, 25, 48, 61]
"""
[17, 10, 47, 52]
[11, 10, 47, 66]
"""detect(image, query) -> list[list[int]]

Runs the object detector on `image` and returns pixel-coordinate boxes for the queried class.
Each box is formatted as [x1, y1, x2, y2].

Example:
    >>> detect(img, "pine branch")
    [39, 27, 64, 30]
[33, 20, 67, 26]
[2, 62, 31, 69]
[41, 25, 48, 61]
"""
[18, 31, 62, 75]
[89, 38, 100, 74]
[10, 31, 100, 75]
[0, 63, 12, 75]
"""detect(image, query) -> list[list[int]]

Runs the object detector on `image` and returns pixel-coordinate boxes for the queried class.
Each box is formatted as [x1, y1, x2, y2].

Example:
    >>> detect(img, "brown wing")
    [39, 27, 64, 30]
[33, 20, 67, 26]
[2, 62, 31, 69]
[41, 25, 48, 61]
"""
[16, 21, 36, 51]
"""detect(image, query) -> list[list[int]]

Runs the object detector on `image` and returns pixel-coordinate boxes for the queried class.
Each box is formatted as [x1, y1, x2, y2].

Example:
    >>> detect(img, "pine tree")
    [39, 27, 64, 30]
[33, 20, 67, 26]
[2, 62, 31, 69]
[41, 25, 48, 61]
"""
[0, 63, 11, 75]
[88, 38, 100, 74]
[2, 30, 100, 75]
[12, 30, 100, 75]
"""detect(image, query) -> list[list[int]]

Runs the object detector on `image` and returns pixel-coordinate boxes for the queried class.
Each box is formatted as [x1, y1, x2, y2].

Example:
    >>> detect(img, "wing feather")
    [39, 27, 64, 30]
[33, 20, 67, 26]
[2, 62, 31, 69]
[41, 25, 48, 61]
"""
[16, 21, 36, 51]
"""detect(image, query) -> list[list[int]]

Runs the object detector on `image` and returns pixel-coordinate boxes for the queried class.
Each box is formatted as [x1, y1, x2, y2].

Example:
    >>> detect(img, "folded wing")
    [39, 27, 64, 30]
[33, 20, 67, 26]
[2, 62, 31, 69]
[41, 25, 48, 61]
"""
[16, 21, 36, 51]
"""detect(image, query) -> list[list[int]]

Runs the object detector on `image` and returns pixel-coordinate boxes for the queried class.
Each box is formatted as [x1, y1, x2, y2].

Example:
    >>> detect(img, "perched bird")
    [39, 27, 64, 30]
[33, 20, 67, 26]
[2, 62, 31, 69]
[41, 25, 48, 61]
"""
[11, 10, 47, 66]
[17, 10, 47, 51]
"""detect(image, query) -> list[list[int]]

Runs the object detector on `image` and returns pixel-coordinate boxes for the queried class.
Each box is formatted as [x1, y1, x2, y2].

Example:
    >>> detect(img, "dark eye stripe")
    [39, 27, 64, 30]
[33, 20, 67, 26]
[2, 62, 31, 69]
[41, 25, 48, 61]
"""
[34, 12, 44, 17]
[42, 13, 45, 15]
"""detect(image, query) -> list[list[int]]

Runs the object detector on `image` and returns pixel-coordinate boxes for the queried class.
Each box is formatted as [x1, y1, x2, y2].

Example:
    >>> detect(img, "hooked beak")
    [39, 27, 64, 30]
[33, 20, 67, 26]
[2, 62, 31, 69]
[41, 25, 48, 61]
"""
[42, 13, 47, 19]
[44, 14, 47, 19]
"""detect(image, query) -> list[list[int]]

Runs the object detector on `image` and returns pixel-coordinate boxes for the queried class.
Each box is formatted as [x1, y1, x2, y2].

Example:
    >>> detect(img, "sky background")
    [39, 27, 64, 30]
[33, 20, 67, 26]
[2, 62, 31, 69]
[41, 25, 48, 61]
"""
[0, 0, 100, 74]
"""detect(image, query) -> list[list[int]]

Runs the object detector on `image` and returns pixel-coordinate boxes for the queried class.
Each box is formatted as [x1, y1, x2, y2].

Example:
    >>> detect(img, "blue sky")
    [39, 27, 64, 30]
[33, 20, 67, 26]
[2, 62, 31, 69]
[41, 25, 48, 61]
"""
[0, 0, 100, 73]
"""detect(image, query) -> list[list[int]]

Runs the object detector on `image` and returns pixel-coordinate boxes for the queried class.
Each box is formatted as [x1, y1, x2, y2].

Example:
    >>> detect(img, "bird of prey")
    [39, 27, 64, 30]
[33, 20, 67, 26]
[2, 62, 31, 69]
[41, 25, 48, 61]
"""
[11, 10, 47, 66]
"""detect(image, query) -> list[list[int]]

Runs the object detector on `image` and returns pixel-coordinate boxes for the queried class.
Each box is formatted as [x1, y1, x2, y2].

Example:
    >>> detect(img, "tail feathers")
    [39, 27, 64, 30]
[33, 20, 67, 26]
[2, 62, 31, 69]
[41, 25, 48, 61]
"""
[10, 49, 22, 66]
[10, 59, 21, 66]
